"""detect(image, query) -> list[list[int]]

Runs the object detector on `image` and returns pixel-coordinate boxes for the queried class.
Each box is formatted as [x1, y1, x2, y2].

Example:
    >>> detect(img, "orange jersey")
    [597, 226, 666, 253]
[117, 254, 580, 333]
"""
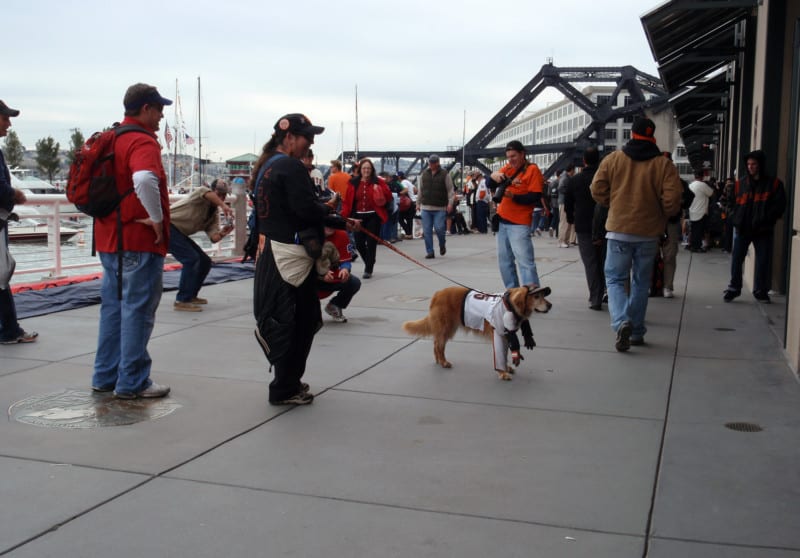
[496, 162, 544, 226]
[328, 171, 352, 199]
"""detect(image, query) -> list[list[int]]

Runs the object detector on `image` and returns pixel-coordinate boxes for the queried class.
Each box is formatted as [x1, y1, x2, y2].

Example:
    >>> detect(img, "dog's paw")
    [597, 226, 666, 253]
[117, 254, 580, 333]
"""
[438, 360, 452, 368]
[497, 371, 513, 381]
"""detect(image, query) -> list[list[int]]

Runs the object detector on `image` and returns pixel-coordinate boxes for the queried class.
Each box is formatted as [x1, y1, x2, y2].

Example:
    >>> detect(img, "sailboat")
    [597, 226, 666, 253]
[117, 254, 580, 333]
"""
[164, 78, 203, 192]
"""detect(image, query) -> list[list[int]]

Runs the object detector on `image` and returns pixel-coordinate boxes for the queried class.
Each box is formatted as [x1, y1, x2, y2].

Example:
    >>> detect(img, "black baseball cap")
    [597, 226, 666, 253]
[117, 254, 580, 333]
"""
[0, 100, 20, 117]
[123, 84, 173, 112]
[274, 113, 325, 136]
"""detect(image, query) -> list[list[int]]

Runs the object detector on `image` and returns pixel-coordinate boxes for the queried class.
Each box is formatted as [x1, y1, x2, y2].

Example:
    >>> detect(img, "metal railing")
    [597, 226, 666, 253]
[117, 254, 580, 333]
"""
[10, 191, 248, 283]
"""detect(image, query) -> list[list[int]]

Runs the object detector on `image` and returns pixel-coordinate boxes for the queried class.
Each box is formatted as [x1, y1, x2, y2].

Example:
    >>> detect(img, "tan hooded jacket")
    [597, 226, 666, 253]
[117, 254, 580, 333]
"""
[590, 143, 682, 238]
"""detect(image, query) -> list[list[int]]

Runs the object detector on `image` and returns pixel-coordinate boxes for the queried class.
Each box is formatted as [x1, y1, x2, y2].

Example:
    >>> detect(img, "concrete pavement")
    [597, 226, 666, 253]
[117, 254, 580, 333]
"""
[1, 231, 798, 557]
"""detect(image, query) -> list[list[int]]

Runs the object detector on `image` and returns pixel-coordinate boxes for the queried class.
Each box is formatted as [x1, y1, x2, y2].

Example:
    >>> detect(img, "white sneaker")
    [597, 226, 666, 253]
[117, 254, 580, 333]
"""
[325, 302, 347, 323]
[663, 288, 674, 298]
[559, 243, 569, 248]
[114, 382, 171, 400]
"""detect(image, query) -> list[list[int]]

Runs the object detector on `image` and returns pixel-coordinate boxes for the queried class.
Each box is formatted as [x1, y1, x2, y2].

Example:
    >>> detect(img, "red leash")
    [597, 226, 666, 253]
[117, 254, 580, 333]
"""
[347, 218, 479, 291]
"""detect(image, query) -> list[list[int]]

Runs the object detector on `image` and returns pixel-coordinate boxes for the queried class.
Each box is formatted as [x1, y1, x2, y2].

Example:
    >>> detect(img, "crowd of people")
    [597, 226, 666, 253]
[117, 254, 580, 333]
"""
[1, 87, 788, 404]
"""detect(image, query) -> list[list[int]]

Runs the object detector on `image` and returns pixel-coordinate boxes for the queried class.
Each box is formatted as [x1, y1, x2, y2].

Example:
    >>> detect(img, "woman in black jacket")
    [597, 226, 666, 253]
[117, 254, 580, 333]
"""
[251, 113, 343, 405]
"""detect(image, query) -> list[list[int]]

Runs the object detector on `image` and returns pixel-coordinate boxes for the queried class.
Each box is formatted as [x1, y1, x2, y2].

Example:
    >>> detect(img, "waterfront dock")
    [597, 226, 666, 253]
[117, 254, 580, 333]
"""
[1, 232, 798, 557]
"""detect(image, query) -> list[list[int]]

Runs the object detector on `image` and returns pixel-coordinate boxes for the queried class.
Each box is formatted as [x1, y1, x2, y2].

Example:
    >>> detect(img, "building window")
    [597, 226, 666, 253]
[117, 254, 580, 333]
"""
[624, 96, 634, 123]
[604, 128, 617, 140]
[623, 129, 631, 140]
[597, 95, 611, 106]
[677, 145, 687, 157]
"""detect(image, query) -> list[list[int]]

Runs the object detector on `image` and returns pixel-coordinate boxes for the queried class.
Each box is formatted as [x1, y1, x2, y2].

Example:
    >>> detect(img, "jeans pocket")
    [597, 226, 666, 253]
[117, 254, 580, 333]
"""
[121, 251, 141, 271]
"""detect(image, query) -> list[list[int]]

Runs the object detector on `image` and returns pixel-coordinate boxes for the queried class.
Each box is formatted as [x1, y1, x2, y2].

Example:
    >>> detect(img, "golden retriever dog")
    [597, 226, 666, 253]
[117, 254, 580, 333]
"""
[402, 285, 552, 380]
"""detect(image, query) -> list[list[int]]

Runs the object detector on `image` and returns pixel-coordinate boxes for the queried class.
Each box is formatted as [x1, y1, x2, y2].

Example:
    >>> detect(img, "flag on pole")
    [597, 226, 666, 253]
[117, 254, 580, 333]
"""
[184, 132, 195, 145]
[164, 120, 173, 148]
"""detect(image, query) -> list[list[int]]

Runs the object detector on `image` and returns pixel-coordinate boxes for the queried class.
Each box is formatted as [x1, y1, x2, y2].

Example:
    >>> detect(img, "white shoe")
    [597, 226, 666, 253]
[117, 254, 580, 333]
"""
[559, 243, 569, 248]
[324, 302, 347, 323]
[663, 288, 674, 298]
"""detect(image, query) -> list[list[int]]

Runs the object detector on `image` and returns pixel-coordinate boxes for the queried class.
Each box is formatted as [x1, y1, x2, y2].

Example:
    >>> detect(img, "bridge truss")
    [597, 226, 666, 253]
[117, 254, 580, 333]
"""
[339, 63, 669, 177]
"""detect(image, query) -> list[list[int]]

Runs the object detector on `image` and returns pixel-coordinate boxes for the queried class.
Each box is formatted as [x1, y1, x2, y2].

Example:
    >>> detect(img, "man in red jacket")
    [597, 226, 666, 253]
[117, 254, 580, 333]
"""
[91, 83, 173, 399]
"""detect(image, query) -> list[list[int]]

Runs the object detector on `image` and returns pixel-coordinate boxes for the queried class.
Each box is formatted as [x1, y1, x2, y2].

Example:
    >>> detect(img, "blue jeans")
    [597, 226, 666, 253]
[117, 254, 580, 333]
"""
[168, 224, 212, 302]
[93, 251, 164, 394]
[421, 209, 447, 256]
[604, 238, 658, 338]
[381, 210, 399, 241]
[497, 221, 540, 288]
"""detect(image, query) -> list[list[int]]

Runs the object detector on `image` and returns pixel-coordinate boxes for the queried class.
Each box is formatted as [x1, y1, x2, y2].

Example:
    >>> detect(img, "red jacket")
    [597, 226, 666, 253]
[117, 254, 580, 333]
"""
[94, 116, 170, 255]
[350, 176, 392, 223]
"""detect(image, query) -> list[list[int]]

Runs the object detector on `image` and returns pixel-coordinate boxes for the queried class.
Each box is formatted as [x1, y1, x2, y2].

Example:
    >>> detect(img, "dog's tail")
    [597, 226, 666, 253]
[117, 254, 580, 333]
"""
[402, 317, 434, 338]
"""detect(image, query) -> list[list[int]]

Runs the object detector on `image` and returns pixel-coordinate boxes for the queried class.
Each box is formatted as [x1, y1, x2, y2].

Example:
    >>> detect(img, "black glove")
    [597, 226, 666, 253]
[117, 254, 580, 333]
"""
[520, 320, 536, 349]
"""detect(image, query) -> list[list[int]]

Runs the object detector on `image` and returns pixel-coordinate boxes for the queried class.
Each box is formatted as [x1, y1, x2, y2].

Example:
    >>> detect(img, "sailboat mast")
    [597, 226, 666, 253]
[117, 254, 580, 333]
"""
[172, 79, 178, 189]
[198, 76, 203, 187]
[462, 109, 466, 189]
[354, 84, 359, 161]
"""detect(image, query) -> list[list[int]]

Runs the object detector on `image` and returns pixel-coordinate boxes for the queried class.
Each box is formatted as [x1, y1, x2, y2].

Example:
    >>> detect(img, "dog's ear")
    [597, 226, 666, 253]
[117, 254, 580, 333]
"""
[528, 286, 551, 297]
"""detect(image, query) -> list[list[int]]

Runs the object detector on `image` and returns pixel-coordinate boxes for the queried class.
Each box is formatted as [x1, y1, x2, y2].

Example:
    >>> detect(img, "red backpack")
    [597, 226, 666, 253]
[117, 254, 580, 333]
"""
[66, 123, 149, 217]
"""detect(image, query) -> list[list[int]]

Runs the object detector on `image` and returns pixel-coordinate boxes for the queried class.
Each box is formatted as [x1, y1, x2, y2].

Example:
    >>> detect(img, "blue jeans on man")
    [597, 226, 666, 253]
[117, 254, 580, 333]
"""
[92, 251, 164, 395]
[421, 209, 447, 256]
[604, 238, 659, 340]
[497, 221, 540, 288]
[168, 224, 212, 302]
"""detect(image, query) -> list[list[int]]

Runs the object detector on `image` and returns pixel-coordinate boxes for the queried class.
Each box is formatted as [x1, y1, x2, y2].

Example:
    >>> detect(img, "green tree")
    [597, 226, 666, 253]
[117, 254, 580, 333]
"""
[65, 128, 85, 167]
[3, 129, 25, 168]
[35, 136, 61, 183]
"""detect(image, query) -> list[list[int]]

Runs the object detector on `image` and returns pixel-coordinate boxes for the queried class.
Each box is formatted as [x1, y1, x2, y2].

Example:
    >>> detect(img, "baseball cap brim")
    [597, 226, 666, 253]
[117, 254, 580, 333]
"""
[0, 100, 20, 117]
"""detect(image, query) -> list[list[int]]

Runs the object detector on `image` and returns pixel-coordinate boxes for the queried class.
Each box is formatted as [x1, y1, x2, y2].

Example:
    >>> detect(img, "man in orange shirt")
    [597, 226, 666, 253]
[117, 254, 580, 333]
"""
[327, 159, 352, 215]
[488, 141, 547, 288]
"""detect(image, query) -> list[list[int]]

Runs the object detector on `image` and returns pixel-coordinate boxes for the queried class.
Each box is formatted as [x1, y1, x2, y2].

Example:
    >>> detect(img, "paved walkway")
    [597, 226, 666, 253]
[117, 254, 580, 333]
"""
[1, 232, 798, 558]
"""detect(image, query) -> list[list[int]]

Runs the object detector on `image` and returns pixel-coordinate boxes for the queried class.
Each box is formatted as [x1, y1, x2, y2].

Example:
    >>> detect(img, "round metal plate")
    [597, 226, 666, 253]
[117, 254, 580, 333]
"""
[8, 388, 181, 429]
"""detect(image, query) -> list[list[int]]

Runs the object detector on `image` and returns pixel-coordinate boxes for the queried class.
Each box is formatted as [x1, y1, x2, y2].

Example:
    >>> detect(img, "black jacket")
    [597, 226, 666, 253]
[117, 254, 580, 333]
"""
[256, 155, 333, 244]
[730, 151, 786, 235]
[564, 165, 598, 235]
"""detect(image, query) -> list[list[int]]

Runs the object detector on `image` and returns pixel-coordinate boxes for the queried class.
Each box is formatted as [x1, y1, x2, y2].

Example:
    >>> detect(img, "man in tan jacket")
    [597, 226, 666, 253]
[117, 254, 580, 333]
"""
[591, 117, 681, 351]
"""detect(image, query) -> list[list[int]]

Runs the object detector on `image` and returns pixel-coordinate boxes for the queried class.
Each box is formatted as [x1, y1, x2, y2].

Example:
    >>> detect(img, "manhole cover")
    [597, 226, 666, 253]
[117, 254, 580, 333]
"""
[8, 388, 181, 429]
[724, 422, 763, 433]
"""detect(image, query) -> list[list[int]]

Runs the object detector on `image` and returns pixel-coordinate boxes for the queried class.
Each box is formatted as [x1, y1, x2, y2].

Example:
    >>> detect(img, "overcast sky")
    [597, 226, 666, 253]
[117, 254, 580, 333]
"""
[5, 0, 665, 166]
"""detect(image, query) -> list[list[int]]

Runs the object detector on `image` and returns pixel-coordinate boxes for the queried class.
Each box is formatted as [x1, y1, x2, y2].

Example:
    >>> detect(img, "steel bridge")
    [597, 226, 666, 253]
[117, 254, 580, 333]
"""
[338, 63, 669, 178]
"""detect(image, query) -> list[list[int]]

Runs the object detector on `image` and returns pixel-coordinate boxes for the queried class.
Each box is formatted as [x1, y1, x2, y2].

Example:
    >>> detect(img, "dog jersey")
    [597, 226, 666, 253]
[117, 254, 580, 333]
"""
[462, 291, 522, 372]
[462, 291, 521, 333]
